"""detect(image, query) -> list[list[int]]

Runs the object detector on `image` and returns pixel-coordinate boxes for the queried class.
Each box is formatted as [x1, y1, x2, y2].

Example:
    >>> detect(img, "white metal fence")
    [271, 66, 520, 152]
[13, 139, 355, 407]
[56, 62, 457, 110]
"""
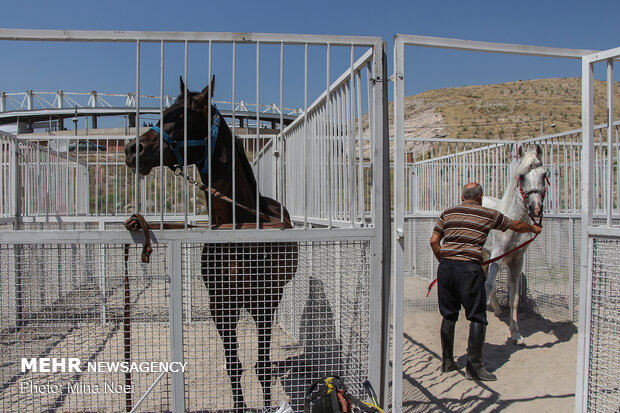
[402, 123, 619, 216]
[1, 131, 91, 220]
[0, 132, 18, 220]
[0, 29, 390, 413]
[255, 48, 376, 228]
[576, 47, 620, 413]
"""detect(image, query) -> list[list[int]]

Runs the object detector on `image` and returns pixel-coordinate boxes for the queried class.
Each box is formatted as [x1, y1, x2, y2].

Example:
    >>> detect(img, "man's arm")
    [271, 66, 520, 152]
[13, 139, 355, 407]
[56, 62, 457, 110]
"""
[430, 232, 442, 262]
[509, 220, 542, 234]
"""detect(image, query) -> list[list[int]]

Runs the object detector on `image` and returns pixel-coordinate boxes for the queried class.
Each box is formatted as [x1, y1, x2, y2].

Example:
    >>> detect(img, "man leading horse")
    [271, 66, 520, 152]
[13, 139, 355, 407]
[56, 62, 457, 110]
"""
[429, 182, 541, 381]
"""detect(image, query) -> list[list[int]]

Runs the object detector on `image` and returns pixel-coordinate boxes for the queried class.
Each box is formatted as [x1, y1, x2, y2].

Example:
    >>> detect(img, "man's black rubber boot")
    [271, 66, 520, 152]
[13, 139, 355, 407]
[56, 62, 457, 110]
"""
[465, 321, 497, 381]
[440, 318, 458, 372]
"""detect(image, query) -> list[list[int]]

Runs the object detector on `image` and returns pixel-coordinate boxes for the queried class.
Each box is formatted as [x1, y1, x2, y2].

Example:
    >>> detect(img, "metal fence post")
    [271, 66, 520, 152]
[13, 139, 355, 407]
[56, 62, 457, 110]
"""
[368, 39, 391, 412]
[169, 241, 186, 412]
[575, 54, 595, 413]
[391, 34, 405, 413]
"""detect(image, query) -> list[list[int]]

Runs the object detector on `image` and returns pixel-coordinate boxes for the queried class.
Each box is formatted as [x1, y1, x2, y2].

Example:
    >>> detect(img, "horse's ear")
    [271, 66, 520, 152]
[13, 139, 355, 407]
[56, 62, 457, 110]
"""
[517, 144, 525, 159]
[535, 143, 543, 159]
[195, 75, 215, 108]
[179, 76, 186, 96]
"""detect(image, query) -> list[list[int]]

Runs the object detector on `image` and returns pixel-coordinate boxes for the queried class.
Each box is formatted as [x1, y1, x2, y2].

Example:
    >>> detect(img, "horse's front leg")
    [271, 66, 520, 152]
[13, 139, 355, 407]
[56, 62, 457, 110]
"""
[507, 259, 525, 345]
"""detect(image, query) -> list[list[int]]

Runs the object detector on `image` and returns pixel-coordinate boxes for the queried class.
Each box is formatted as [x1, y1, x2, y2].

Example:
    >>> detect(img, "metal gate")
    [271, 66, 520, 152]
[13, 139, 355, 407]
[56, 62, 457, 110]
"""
[576, 47, 620, 413]
[391, 35, 605, 412]
[0, 29, 390, 412]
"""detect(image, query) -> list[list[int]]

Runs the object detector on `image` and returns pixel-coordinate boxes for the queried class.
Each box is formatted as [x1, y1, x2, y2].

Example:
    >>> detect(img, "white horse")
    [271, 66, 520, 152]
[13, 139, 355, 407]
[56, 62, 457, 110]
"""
[482, 144, 549, 345]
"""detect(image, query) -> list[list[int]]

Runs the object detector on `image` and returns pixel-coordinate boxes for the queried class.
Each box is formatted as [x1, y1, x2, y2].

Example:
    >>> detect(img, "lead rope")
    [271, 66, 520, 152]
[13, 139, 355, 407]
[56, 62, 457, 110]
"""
[172, 166, 284, 225]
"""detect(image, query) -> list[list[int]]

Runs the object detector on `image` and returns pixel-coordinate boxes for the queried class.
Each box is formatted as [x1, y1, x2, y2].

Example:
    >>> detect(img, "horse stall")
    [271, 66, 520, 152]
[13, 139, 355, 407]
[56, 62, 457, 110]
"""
[0, 30, 390, 412]
[391, 36, 619, 412]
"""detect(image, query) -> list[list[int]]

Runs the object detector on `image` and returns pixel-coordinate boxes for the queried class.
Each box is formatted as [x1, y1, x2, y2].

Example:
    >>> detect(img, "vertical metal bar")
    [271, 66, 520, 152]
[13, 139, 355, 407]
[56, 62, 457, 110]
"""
[326, 44, 332, 228]
[348, 46, 356, 226]
[616, 125, 620, 215]
[391, 35, 405, 413]
[279, 41, 285, 222]
[13, 139, 20, 222]
[304, 43, 309, 228]
[256, 42, 261, 229]
[232, 42, 237, 227]
[160, 40, 165, 228]
[169, 242, 186, 413]
[354, 71, 361, 223]
[98, 222, 106, 324]
[606, 59, 614, 226]
[568, 217, 575, 320]
[563, 136, 568, 213]
[575, 56, 594, 413]
[184, 40, 189, 228]
[135, 40, 141, 214]
[104, 137, 109, 216]
[208, 41, 213, 229]
[366, 62, 373, 218]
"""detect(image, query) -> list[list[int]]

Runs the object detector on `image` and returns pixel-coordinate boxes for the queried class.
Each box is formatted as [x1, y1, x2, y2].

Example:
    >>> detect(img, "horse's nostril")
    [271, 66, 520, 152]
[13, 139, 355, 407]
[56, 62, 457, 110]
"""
[126, 142, 145, 158]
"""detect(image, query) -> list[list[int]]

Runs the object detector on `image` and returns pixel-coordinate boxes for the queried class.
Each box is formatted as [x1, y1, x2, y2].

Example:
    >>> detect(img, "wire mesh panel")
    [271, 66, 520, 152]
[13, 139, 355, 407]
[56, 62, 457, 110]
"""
[402, 216, 581, 322]
[587, 237, 620, 413]
[181, 240, 371, 412]
[0, 243, 172, 412]
[522, 217, 580, 321]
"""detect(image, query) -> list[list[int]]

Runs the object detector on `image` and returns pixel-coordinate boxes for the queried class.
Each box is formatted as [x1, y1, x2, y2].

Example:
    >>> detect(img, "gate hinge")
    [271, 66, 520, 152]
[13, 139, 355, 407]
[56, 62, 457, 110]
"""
[370, 76, 388, 85]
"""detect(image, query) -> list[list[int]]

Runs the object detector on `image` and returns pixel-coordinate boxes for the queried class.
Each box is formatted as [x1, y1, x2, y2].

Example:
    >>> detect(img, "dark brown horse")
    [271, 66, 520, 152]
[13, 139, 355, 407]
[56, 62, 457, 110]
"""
[125, 77, 298, 410]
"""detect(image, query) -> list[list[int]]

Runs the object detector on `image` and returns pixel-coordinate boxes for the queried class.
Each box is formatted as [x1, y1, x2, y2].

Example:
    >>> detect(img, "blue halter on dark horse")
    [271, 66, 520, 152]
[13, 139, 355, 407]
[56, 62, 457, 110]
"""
[125, 76, 298, 410]
[148, 105, 220, 176]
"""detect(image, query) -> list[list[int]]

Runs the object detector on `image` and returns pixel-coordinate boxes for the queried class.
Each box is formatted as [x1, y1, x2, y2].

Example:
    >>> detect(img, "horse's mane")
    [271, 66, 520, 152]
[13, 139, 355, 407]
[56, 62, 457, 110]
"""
[497, 149, 540, 214]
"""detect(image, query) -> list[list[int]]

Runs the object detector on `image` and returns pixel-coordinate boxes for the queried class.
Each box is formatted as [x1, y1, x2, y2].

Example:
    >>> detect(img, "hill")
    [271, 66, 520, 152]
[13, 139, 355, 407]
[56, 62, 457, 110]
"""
[391, 77, 620, 142]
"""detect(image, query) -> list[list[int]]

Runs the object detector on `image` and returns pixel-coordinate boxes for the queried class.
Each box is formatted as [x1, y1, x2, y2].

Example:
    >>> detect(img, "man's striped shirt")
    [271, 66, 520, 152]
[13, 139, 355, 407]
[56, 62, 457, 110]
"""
[433, 199, 511, 262]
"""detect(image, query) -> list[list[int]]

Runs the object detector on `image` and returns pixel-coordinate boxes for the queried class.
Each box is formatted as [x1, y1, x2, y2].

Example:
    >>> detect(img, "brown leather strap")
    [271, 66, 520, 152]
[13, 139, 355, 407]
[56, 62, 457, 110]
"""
[172, 167, 284, 224]
[124, 214, 153, 263]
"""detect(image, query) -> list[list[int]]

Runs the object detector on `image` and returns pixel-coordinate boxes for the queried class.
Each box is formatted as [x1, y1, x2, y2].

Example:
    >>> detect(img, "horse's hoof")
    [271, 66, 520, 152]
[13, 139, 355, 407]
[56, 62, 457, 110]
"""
[511, 336, 525, 346]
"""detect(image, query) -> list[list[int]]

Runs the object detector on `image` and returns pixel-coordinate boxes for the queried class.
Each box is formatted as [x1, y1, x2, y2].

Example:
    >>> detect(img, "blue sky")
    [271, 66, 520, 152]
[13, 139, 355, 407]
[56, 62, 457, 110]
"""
[1, 0, 618, 113]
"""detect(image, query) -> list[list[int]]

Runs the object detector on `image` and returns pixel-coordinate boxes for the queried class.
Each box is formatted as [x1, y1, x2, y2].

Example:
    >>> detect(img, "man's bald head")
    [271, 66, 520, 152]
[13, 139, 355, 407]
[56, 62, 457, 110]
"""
[462, 182, 483, 201]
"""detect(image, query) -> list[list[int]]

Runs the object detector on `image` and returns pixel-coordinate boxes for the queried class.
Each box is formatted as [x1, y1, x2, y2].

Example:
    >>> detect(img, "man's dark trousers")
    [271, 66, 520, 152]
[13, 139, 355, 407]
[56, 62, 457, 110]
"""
[437, 258, 487, 324]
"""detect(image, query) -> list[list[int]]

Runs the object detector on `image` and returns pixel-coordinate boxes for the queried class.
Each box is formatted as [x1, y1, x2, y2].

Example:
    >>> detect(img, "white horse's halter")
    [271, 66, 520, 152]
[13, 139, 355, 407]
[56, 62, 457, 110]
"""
[516, 161, 550, 225]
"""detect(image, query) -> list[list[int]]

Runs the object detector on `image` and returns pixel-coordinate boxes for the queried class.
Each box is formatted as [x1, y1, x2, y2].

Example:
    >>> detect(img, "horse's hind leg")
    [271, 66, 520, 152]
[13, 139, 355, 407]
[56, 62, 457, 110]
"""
[485, 262, 502, 315]
[212, 303, 245, 409]
[254, 308, 275, 410]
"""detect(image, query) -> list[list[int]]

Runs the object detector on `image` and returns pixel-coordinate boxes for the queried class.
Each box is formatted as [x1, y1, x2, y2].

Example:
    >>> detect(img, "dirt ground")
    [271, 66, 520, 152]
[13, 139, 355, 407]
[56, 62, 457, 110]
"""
[400, 310, 578, 412]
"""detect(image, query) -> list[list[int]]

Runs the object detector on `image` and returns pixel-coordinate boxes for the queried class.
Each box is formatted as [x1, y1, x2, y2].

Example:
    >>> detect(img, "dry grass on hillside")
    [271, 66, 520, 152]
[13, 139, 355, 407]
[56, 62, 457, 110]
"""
[388, 77, 620, 141]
